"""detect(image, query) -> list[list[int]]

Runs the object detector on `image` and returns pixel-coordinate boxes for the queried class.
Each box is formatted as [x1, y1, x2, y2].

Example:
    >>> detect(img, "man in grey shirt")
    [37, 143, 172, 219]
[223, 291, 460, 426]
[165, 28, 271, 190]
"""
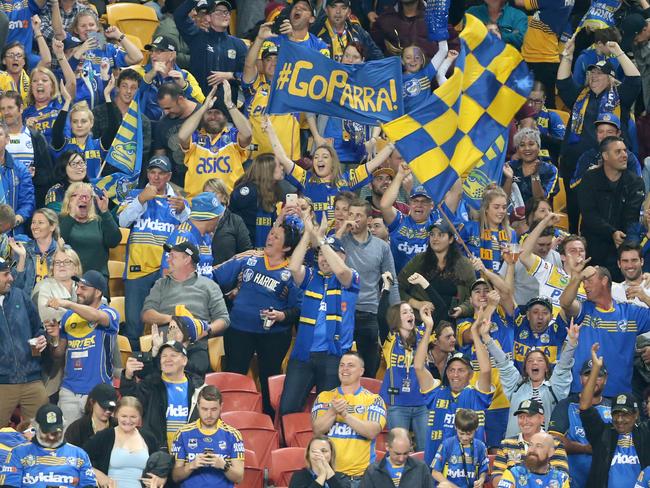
[341, 198, 400, 378]
[142, 241, 229, 335]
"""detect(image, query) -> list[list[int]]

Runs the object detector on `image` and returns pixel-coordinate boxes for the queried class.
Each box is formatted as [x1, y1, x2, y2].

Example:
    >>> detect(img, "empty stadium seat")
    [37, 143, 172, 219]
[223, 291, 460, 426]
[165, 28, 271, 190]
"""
[269, 447, 305, 487]
[105, 4, 159, 49]
[240, 449, 263, 488]
[375, 450, 386, 461]
[109, 227, 129, 262]
[117, 334, 131, 367]
[360, 377, 382, 394]
[221, 411, 278, 468]
[108, 260, 125, 297]
[205, 372, 262, 412]
[375, 428, 389, 452]
[109, 296, 125, 325]
[281, 412, 313, 448]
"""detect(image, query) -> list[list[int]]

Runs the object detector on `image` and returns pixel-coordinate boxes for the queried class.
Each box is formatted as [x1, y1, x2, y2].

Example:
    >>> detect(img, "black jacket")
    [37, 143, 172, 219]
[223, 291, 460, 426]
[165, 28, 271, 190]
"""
[581, 406, 650, 488]
[577, 166, 645, 266]
[83, 427, 162, 474]
[211, 208, 253, 265]
[360, 457, 434, 488]
[289, 469, 351, 488]
[29, 127, 54, 208]
[311, 18, 384, 61]
[64, 414, 117, 448]
[119, 370, 203, 450]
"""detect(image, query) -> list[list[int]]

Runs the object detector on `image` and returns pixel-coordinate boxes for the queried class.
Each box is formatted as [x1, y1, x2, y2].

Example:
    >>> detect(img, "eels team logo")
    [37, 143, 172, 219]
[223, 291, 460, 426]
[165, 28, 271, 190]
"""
[463, 168, 491, 205]
[110, 141, 137, 170]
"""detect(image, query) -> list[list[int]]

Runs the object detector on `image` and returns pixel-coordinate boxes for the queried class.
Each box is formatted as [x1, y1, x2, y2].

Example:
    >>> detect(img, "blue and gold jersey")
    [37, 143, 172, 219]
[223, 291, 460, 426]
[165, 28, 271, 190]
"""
[432, 436, 489, 485]
[172, 419, 245, 488]
[23, 99, 63, 143]
[164, 374, 189, 451]
[422, 385, 493, 466]
[513, 306, 567, 370]
[387, 209, 442, 273]
[493, 434, 569, 480]
[609, 433, 641, 488]
[54, 136, 105, 180]
[2, 440, 96, 488]
[403, 64, 437, 112]
[498, 464, 569, 488]
[2, 0, 39, 56]
[535, 108, 566, 140]
[285, 163, 370, 225]
[312, 387, 387, 477]
[162, 221, 213, 277]
[571, 301, 650, 397]
[384, 459, 405, 486]
[60, 305, 119, 395]
[636, 466, 650, 488]
[0, 428, 27, 471]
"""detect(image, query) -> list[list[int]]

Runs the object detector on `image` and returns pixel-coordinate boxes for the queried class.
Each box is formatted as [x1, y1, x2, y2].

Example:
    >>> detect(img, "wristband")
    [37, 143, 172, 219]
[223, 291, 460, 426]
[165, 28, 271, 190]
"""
[225, 103, 235, 110]
[531, 175, 541, 182]
[119, 33, 126, 41]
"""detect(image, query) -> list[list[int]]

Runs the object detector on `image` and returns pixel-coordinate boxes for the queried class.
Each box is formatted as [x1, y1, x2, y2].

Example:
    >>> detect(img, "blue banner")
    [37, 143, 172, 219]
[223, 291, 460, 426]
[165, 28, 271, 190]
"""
[267, 40, 404, 125]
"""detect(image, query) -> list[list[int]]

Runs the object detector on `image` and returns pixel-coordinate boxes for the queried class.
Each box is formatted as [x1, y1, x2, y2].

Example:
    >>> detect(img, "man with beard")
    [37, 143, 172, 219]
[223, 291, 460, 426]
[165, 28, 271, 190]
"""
[45, 271, 120, 426]
[497, 432, 569, 488]
[172, 386, 245, 487]
[178, 81, 252, 198]
[611, 243, 650, 307]
[2, 404, 96, 488]
[364, 167, 409, 218]
[580, 344, 650, 488]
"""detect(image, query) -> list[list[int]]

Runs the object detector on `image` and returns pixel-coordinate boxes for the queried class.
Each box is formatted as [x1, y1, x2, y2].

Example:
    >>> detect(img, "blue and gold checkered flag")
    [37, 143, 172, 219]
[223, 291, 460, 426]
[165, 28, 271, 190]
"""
[383, 14, 533, 204]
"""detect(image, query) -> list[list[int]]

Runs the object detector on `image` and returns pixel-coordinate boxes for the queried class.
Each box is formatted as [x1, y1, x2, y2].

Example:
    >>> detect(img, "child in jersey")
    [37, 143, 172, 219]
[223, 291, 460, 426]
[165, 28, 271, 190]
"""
[402, 44, 458, 112]
[432, 408, 489, 487]
[263, 115, 396, 224]
[51, 78, 119, 180]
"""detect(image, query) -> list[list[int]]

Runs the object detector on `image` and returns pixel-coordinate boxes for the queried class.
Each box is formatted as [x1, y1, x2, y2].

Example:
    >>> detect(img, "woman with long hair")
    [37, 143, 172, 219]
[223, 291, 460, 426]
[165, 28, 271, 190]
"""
[380, 302, 429, 451]
[289, 436, 349, 488]
[59, 182, 121, 282]
[229, 153, 284, 248]
[398, 221, 475, 323]
[45, 151, 89, 213]
[65, 383, 118, 448]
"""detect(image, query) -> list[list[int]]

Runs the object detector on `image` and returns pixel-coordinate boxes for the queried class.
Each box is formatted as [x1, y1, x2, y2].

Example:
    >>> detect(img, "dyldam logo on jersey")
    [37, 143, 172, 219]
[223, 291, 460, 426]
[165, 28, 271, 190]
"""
[23, 472, 78, 485]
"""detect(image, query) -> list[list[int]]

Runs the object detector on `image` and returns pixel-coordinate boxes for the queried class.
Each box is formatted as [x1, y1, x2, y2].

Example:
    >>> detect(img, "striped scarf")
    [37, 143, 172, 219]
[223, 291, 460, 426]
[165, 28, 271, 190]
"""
[569, 85, 620, 143]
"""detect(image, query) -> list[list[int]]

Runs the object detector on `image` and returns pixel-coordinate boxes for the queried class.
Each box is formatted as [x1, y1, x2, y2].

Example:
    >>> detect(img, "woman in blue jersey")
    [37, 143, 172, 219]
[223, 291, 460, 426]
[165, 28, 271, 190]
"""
[23, 67, 63, 142]
[212, 217, 303, 416]
[401, 44, 457, 112]
[459, 184, 517, 273]
[380, 302, 429, 451]
[51, 78, 119, 180]
[264, 115, 395, 224]
[229, 153, 284, 249]
[45, 151, 89, 214]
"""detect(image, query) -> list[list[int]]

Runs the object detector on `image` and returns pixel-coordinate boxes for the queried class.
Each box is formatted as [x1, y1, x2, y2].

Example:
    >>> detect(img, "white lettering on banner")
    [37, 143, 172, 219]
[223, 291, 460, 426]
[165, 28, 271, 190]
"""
[166, 405, 189, 417]
[134, 218, 176, 233]
[611, 453, 639, 465]
[253, 273, 279, 291]
[23, 472, 77, 485]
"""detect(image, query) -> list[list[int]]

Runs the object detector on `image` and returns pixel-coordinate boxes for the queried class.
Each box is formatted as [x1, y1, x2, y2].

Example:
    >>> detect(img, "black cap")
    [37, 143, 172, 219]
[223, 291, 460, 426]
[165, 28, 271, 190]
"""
[526, 296, 553, 313]
[164, 241, 200, 264]
[89, 383, 118, 410]
[587, 60, 615, 77]
[611, 393, 639, 414]
[195, 0, 232, 11]
[327, 0, 350, 5]
[293, 0, 315, 12]
[514, 398, 544, 416]
[580, 358, 608, 376]
[621, 14, 647, 52]
[147, 155, 172, 172]
[261, 43, 279, 59]
[470, 278, 492, 292]
[72, 270, 107, 296]
[428, 220, 453, 235]
[35, 404, 64, 433]
[0, 257, 13, 272]
[159, 340, 187, 356]
[145, 35, 178, 52]
[447, 351, 472, 368]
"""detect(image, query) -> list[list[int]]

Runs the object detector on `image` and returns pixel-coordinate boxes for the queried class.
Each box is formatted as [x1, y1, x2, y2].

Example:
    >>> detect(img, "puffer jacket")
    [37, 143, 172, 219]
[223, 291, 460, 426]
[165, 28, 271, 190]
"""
[0, 152, 35, 234]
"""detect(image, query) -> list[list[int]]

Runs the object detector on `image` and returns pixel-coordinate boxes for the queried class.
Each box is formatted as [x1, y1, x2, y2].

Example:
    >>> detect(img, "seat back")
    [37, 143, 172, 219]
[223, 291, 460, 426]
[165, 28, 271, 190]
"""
[105, 4, 159, 48]
[270, 447, 306, 487]
[360, 377, 382, 394]
[109, 227, 129, 262]
[375, 428, 389, 452]
[222, 411, 278, 468]
[208, 337, 224, 372]
[205, 372, 261, 411]
[281, 412, 313, 449]
[205, 372, 257, 391]
[109, 296, 125, 325]
[117, 334, 131, 367]
[240, 449, 263, 488]
[139, 334, 152, 352]
[108, 260, 125, 297]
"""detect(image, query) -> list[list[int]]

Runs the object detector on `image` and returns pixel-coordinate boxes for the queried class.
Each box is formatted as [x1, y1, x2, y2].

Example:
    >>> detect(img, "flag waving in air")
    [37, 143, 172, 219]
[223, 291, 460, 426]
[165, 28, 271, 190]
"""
[382, 14, 533, 205]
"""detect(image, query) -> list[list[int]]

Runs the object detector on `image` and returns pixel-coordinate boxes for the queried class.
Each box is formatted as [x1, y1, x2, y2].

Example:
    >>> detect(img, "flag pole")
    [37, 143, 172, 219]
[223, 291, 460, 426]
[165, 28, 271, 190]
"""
[437, 202, 472, 258]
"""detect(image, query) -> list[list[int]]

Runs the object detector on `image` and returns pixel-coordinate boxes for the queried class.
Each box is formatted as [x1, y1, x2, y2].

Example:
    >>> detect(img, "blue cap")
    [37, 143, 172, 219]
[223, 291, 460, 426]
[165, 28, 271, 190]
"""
[410, 185, 432, 200]
[147, 155, 172, 172]
[190, 192, 225, 221]
[63, 35, 82, 50]
[594, 112, 621, 130]
[72, 270, 107, 296]
[175, 316, 209, 342]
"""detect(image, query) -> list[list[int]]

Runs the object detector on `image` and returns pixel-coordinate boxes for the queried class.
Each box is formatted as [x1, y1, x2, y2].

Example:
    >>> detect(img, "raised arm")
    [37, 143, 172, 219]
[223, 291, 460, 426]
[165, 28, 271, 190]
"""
[472, 315, 492, 392]
[32, 16, 51, 68]
[379, 162, 409, 226]
[607, 41, 640, 77]
[557, 35, 575, 81]
[105, 26, 144, 66]
[262, 115, 294, 173]
[309, 217, 353, 287]
[222, 81, 252, 148]
[288, 214, 311, 287]
[579, 343, 602, 411]
[364, 142, 395, 174]
[178, 86, 216, 150]
[560, 260, 591, 319]
[243, 23, 277, 84]
[520, 212, 561, 270]
[51, 40, 76, 98]
[414, 307, 441, 393]
[471, 256, 515, 315]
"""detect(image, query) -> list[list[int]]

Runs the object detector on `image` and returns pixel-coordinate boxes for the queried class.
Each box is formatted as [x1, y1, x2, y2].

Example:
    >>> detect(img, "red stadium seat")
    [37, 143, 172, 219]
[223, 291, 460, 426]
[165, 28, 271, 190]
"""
[282, 412, 314, 448]
[410, 451, 424, 461]
[205, 372, 262, 413]
[240, 449, 263, 488]
[221, 411, 278, 468]
[376, 450, 386, 461]
[375, 428, 389, 452]
[269, 447, 306, 487]
[205, 372, 257, 391]
[360, 377, 382, 394]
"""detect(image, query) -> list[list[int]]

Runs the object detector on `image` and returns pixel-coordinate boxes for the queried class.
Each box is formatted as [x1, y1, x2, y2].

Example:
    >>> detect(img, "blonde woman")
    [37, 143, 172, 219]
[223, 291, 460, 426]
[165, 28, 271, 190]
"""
[59, 182, 121, 283]
[289, 436, 349, 488]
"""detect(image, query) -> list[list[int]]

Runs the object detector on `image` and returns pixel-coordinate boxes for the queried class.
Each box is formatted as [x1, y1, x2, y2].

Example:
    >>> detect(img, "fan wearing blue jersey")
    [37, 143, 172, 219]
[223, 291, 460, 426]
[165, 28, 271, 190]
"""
[415, 308, 494, 466]
[401, 45, 457, 112]
[560, 263, 650, 397]
[45, 270, 119, 426]
[637, 466, 650, 488]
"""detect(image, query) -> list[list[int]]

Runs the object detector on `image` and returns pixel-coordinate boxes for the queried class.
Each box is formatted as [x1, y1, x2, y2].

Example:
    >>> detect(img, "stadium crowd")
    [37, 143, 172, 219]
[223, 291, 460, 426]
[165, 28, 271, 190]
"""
[0, 0, 649, 486]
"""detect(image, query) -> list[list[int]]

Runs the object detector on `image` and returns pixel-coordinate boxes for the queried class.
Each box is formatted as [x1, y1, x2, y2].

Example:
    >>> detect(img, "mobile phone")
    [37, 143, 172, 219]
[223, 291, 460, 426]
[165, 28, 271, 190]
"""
[272, 10, 290, 35]
[448, 297, 460, 315]
[204, 447, 214, 455]
[88, 31, 106, 50]
[93, 186, 105, 198]
[286, 193, 298, 205]
[132, 351, 152, 363]
[131, 351, 153, 379]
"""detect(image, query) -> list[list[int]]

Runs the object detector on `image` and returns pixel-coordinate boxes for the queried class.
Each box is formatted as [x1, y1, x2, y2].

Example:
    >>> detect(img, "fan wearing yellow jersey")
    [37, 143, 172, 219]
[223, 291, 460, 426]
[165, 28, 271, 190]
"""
[178, 82, 252, 199]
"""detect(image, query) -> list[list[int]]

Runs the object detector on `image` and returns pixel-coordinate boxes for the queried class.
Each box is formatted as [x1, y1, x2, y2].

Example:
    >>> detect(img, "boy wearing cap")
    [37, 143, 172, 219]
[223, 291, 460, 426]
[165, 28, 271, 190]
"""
[2, 404, 96, 488]
[162, 191, 224, 277]
[45, 270, 120, 426]
[134, 34, 205, 121]
[580, 343, 650, 488]
[118, 154, 190, 350]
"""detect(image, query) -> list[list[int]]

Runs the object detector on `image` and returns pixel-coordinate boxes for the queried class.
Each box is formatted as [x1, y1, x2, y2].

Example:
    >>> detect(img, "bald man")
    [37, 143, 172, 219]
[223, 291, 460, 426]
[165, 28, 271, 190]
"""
[360, 428, 433, 488]
[497, 432, 569, 488]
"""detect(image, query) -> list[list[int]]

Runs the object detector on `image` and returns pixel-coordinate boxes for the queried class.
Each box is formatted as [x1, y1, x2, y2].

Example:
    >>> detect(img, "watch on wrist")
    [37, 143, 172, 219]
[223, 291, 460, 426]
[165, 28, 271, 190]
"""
[318, 237, 328, 248]
[119, 33, 126, 41]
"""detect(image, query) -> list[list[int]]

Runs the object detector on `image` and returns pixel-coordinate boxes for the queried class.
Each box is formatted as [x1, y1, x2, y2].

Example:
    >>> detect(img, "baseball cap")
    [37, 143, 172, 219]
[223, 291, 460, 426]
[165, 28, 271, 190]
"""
[594, 112, 621, 130]
[0, 257, 13, 272]
[587, 60, 615, 76]
[35, 404, 64, 433]
[163, 241, 200, 264]
[470, 278, 492, 292]
[410, 185, 432, 200]
[373, 167, 395, 178]
[72, 270, 107, 296]
[292, 0, 315, 13]
[447, 352, 472, 368]
[89, 383, 118, 410]
[63, 35, 83, 50]
[261, 43, 279, 59]
[159, 340, 188, 356]
[621, 14, 647, 52]
[580, 358, 608, 377]
[428, 220, 453, 235]
[526, 296, 553, 313]
[147, 155, 172, 172]
[190, 192, 225, 220]
[145, 35, 178, 52]
[326, 0, 350, 6]
[611, 393, 639, 414]
[320, 236, 346, 254]
[195, 0, 231, 12]
[514, 398, 544, 416]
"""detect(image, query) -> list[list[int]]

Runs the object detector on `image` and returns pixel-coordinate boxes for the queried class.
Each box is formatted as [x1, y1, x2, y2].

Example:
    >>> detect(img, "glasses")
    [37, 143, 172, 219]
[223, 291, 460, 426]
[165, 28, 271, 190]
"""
[68, 160, 86, 168]
[71, 193, 91, 200]
[211, 9, 230, 16]
[528, 98, 544, 105]
[4, 53, 24, 59]
[53, 260, 73, 266]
